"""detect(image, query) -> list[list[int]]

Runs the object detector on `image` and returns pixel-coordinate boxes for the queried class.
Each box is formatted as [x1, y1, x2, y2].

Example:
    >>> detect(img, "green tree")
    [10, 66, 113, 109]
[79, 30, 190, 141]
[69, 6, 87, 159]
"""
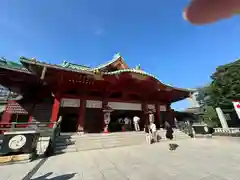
[196, 59, 240, 126]
[208, 59, 240, 109]
[201, 106, 219, 127]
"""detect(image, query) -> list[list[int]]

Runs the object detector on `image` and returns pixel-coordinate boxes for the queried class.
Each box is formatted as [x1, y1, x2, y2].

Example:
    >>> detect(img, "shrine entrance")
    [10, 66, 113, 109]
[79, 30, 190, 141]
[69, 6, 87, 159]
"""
[84, 108, 103, 133]
[59, 107, 79, 132]
[109, 110, 143, 132]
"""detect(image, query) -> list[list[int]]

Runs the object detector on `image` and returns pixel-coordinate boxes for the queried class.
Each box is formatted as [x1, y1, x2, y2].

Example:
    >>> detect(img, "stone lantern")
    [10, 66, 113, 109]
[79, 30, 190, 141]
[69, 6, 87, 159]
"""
[102, 105, 113, 133]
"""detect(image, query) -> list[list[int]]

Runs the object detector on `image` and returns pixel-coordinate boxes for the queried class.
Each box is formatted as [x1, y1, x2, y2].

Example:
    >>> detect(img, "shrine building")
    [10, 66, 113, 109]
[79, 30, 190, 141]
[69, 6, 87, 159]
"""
[0, 54, 195, 133]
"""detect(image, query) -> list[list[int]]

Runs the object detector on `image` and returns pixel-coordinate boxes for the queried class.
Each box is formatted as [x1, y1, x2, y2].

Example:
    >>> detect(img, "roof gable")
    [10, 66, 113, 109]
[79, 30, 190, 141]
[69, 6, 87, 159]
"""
[91, 53, 129, 72]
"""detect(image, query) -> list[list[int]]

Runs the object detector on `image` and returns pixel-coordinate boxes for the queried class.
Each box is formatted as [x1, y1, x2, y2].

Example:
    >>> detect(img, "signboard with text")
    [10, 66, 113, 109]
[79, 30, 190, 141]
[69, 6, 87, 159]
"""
[61, 98, 80, 107]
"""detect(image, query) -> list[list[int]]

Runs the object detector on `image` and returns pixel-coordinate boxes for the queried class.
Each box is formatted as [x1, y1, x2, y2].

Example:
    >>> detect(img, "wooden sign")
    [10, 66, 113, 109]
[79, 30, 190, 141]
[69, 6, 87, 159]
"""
[108, 102, 141, 111]
[86, 100, 102, 108]
[61, 98, 80, 107]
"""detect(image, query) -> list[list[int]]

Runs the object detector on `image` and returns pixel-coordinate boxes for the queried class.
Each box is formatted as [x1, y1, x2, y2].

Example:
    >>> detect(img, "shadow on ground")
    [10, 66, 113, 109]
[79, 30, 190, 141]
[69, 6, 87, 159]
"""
[30, 172, 76, 180]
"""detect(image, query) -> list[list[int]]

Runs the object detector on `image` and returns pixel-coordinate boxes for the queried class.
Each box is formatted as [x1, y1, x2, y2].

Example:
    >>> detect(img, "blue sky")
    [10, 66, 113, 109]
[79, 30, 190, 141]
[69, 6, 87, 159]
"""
[1, 0, 239, 110]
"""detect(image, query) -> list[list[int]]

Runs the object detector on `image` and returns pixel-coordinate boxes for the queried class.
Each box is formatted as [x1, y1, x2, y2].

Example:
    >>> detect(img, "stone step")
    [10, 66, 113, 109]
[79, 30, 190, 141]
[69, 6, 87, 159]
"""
[55, 136, 187, 154]
[57, 133, 189, 144]
[59, 131, 144, 139]
[55, 140, 146, 153]
[54, 130, 190, 153]
[56, 136, 146, 146]
[56, 131, 189, 142]
[56, 133, 145, 142]
[59, 130, 187, 138]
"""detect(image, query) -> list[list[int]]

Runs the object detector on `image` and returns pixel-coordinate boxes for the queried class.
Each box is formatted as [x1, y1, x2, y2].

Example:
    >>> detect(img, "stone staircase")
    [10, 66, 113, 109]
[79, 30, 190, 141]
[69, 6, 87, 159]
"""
[54, 129, 190, 154]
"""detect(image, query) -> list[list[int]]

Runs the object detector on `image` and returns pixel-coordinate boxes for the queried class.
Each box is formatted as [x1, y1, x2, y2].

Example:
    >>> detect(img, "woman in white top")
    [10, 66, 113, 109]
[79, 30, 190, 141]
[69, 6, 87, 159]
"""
[150, 122, 157, 143]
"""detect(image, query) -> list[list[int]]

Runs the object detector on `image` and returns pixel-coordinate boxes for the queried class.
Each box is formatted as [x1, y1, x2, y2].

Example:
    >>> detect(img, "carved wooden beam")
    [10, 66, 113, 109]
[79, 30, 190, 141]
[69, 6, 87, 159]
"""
[40, 66, 47, 80]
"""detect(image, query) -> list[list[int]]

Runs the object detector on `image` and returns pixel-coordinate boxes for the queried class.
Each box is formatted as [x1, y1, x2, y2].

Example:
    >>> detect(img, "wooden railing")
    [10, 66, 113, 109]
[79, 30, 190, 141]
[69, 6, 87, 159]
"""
[45, 116, 62, 156]
[0, 121, 55, 134]
[0, 117, 63, 156]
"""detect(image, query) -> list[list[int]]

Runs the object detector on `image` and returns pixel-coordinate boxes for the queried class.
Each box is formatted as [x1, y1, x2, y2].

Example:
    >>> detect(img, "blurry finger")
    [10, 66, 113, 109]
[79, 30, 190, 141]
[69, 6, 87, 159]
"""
[184, 0, 240, 24]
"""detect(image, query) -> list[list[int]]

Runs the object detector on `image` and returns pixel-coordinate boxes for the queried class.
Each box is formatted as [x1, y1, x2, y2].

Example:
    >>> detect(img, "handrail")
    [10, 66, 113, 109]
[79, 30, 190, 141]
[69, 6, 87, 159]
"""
[0, 122, 55, 125]
[51, 116, 62, 140]
[45, 116, 62, 156]
[0, 121, 57, 134]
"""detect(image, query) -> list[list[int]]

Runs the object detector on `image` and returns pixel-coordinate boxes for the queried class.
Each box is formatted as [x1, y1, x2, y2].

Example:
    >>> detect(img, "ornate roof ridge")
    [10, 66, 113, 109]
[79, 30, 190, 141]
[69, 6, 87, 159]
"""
[60, 60, 90, 69]
[20, 57, 94, 75]
[0, 58, 31, 74]
[103, 68, 196, 93]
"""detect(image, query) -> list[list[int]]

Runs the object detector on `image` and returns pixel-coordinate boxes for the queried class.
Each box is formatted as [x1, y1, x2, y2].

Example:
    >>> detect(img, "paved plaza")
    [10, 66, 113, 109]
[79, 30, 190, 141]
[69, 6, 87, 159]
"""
[1, 137, 240, 180]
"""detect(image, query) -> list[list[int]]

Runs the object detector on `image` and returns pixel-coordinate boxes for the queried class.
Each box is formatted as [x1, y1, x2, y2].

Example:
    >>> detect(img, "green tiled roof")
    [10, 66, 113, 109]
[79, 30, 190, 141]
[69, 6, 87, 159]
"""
[0, 56, 195, 93]
[20, 56, 94, 75]
[60, 61, 90, 70]
[0, 58, 30, 73]
[104, 69, 196, 92]
[104, 68, 157, 79]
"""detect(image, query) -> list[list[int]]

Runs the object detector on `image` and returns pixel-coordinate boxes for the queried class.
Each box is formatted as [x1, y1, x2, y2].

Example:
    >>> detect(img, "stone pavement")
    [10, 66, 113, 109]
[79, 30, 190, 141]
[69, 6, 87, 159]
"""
[1, 137, 240, 180]
[0, 159, 42, 180]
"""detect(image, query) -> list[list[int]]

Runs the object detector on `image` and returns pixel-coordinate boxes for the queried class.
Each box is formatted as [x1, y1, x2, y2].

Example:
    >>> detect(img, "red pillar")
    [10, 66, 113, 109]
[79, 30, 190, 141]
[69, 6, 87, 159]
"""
[142, 102, 148, 126]
[77, 98, 86, 132]
[50, 96, 61, 128]
[27, 104, 35, 126]
[1, 111, 12, 124]
[28, 116, 33, 123]
[1, 101, 13, 124]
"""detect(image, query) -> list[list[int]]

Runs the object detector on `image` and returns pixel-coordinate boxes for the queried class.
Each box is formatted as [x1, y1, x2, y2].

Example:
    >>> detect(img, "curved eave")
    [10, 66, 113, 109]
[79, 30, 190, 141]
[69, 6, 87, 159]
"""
[102, 69, 196, 94]
[20, 57, 95, 76]
[0, 64, 32, 74]
[91, 54, 128, 71]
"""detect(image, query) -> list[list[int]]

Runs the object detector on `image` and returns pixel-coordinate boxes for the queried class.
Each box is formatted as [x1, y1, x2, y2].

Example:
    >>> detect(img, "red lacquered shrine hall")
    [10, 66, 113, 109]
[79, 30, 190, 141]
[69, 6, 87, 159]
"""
[0, 54, 195, 133]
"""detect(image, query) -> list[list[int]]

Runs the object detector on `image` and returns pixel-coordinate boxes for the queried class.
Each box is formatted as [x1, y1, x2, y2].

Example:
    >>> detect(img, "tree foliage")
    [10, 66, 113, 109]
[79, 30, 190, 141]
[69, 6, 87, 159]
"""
[209, 59, 240, 108]
[199, 59, 240, 109]
[196, 59, 240, 126]
[201, 106, 219, 127]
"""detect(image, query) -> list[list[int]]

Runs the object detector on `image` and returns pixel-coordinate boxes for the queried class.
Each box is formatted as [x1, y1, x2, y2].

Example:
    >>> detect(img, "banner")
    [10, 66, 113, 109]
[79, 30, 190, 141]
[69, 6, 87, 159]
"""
[232, 100, 240, 119]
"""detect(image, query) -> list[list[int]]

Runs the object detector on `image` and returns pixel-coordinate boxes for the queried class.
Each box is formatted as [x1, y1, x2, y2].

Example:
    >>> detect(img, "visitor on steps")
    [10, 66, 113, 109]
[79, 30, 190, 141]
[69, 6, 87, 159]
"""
[150, 121, 157, 143]
[144, 124, 151, 144]
[133, 116, 140, 131]
[165, 121, 174, 140]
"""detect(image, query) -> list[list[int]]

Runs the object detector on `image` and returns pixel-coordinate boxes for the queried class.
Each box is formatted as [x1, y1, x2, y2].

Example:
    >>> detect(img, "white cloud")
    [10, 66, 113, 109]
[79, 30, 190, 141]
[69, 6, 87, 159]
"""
[94, 27, 104, 36]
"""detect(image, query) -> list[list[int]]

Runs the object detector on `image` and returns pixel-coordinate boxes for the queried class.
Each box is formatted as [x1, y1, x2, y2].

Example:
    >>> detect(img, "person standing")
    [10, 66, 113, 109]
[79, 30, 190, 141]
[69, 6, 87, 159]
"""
[165, 121, 174, 140]
[144, 124, 151, 144]
[133, 116, 140, 131]
[150, 121, 157, 143]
